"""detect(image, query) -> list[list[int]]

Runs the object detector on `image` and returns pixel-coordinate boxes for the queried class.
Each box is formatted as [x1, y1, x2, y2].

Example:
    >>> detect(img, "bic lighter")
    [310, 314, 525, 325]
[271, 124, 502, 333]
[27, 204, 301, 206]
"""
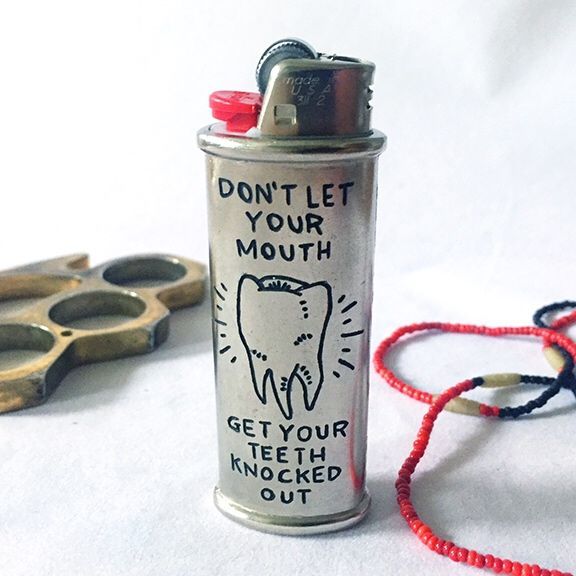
[198, 39, 386, 534]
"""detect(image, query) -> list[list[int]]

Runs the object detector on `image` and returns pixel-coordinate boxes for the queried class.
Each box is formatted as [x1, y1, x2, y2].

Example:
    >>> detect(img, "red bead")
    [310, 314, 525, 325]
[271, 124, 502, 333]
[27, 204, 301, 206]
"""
[448, 547, 461, 562]
[441, 541, 455, 556]
[409, 520, 423, 532]
[416, 524, 431, 538]
[420, 532, 431, 545]
[457, 548, 469, 562]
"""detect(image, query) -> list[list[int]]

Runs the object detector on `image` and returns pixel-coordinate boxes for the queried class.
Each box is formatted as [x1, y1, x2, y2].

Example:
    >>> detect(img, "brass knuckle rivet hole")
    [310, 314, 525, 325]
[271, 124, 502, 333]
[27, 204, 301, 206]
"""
[0, 324, 55, 372]
[61, 330, 73, 337]
[49, 291, 146, 330]
[103, 258, 187, 288]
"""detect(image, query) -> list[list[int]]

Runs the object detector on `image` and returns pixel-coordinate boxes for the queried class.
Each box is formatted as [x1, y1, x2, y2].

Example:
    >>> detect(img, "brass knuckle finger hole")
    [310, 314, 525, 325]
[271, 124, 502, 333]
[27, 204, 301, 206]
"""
[49, 291, 147, 330]
[0, 324, 55, 372]
[103, 257, 187, 289]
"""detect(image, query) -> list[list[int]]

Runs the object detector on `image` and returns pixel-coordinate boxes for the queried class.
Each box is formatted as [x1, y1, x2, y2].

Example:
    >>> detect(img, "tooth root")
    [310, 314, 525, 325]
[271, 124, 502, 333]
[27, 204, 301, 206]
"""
[269, 370, 294, 420]
[298, 364, 323, 412]
[251, 367, 269, 404]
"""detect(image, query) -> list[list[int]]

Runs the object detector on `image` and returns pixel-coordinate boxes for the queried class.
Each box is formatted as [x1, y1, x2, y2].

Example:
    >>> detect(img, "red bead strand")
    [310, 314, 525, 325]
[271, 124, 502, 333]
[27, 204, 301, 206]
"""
[373, 322, 576, 413]
[394, 375, 573, 576]
[550, 311, 576, 332]
[373, 320, 576, 575]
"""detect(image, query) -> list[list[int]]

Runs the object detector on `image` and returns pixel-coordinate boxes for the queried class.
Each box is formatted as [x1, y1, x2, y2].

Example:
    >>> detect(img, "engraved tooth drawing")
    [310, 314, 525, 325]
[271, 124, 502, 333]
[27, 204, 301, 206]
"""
[237, 274, 332, 420]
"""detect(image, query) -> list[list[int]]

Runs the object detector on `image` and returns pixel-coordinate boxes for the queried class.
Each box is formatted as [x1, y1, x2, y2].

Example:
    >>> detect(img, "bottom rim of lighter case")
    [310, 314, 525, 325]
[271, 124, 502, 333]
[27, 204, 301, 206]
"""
[213, 487, 371, 535]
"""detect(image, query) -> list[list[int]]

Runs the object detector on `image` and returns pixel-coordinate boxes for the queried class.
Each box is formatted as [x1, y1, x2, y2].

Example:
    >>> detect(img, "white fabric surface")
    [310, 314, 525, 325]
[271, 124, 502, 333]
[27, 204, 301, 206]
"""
[1, 1, 576, 574]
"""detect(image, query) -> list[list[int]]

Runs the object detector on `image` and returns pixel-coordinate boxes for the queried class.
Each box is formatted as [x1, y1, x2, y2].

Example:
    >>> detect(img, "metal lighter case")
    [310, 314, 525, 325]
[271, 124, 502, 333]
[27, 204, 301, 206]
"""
[198, 39, 386, 534]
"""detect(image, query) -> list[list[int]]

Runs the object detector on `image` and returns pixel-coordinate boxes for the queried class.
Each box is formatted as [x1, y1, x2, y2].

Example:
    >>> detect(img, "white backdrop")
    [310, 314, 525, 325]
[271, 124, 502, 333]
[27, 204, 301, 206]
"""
[1, 1, 575, 575]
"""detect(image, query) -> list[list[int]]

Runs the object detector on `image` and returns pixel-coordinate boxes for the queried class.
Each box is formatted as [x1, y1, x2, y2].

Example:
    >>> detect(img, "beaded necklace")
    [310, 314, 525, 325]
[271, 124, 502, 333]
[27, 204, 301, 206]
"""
[373, 302, 576, 576]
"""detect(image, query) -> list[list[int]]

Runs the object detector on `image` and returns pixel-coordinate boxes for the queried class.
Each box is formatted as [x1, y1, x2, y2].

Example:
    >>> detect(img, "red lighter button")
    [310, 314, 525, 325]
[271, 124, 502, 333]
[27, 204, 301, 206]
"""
[209, 90, 262, 133]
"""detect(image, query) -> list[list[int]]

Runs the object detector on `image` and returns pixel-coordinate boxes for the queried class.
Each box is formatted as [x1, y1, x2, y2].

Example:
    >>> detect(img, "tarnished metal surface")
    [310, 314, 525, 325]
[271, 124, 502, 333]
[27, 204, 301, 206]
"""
[0, 253, 206, 414]
[257, 57, 375, 137]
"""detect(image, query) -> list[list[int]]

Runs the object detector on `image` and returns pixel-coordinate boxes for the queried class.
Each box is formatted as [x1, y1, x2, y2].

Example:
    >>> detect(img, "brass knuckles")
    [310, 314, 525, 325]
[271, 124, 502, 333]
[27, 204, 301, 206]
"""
[0, 253, 206, 414]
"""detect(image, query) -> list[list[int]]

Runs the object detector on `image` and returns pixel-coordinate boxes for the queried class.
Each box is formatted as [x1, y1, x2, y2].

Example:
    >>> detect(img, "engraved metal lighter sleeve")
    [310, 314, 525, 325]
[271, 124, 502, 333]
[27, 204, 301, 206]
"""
[198, 39, 386, 534]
